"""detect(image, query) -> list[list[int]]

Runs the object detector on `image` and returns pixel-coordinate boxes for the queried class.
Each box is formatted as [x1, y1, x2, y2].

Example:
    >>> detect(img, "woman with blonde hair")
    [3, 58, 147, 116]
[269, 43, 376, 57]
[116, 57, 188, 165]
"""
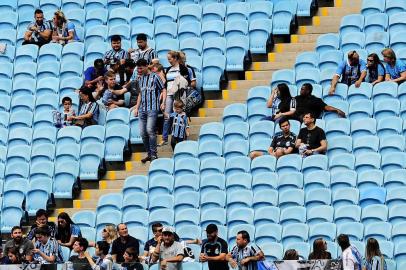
[102, 224, 118, 245]
[51, 10, 79, 44]
[381, 48, 406, 83]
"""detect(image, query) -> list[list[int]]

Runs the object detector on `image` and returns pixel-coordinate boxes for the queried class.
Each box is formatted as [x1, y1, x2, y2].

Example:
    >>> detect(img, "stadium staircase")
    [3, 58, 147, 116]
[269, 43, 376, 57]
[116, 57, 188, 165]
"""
[50, 0, 362, 219]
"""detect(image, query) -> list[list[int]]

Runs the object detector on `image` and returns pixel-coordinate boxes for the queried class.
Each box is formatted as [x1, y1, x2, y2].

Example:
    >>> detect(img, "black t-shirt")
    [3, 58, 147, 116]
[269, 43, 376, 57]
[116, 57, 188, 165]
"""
[111, 236, 140, 263]
[201, 237, 229, 270]
[121, 262, 143, 270]
[294, 95, 327, 119]
[144, 238, 158, 252]
[298, 126, 326, 151]
[270, 132, 296, 150]
[69, 256, 92, 270]
[127, 80, 140, 108]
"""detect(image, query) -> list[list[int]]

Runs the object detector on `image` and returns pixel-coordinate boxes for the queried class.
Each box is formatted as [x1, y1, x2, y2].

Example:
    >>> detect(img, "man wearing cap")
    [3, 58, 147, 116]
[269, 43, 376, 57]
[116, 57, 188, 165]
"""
[83, 59, 107, 91]
[200, 224, 229, 270]
[151, 227, 184, 270]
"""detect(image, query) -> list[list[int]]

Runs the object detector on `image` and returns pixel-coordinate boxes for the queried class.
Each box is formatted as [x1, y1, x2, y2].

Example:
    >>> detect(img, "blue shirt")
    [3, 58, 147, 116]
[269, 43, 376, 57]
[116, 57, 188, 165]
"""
[384, 60, 406, 79]
[137, 72, 165, 112]
[365, 64, 385, 83]
[34, 238, 63, 264]
[84, 66, 107, 82]
[51, 20, 79, 41]
[336, 59, 367, 85]
[170, 112, 189, 139]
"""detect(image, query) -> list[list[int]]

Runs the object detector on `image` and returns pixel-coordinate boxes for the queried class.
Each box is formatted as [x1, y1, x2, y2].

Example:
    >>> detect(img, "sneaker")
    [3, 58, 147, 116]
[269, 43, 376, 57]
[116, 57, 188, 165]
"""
[158, 140, 168, 147]
[141, 156, 151, 163]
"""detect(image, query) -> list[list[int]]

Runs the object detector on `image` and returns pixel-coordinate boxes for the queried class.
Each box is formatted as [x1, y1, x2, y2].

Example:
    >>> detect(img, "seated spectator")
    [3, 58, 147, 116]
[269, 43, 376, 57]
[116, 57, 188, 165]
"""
[33, 226, 63, 264]
[84, 241, 112, 270]
[61, 96, 76, 127]
[228, 230, 263, 269]
[69, 238, 92, 270]
[308, 238, 332, 260]
[200, 224, 229, 270]
[4, 226, 34, 263]
[129, 33, 157, 65]
[264, 83, 296, 122]
[179, 51, 197, 89]
[71, 87, 99, 128]
[111, 224, 140, 263]
[364, 238, 387, 270]
[123, 59, 136, 84]
[140, 223, 163, 264]
[283, 249, 299, 260]
[121, 247, 143, 270]
[51, 10, 79, 44]
[329, 50, 367, 93]
[103, 35, 128, 69]
[55, 212, 82, 249]
[365, 53, 385, 85]
[294, 83, 346, 121]
[151, 227, 184, 270]
[94, 71, 125, 110]
[295, 112, 327, 157]
[102, 225, 117, 250]
[23, 9, 52, 47]
[84, 59, 107, 90]
[27, 209, 57, 242]
[0, 246, 10, 264]
[7, 248, 22, 264]
[168, 100, 190, 151]
[382, 48, 406, 83]
[250, 118, 296, 159]
[337, 234, 362, 270]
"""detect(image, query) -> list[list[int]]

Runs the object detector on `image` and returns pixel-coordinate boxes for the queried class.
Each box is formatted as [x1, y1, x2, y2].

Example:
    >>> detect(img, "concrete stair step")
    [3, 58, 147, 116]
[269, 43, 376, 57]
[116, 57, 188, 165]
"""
[273, 43, 315, 53]
[246, 70, 274, 80]
[225, 80, 269, 91]
[249, 61, 293, 71]
[203, 99, 237, 108]
[198, 107, 226, 117]
[298, 24, 340, 35]
[77, 189, 122, 200]
[189, 116, 221, 125]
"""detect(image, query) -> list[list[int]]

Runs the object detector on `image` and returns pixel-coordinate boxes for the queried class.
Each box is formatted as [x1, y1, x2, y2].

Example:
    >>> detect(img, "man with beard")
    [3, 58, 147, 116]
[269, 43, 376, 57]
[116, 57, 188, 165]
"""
[151, 227, 184, 270]
[4, 226, 34, 262]
[128, 33, 157, 65]
[111, 224, 139, 263]
[23, 9, 52, 47]
[200, 224, 229, 270]
[84, 59, 107, 91]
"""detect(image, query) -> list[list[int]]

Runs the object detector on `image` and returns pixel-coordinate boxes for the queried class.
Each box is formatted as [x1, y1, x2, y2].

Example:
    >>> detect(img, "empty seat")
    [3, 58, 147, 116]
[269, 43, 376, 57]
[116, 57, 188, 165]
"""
[361, 204, 388, 225]
[272, 0, 298, 35]
[337, 222, 364, 241]
[307, 205, 334, 226]
[359, 187, 386, 208]
[340, 14, 364, 35]
[332, 187, 359, 208]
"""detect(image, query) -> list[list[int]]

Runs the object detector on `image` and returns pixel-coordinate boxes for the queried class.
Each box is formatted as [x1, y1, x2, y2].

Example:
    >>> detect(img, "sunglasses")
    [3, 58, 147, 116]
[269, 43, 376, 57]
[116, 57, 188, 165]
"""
[367, 59, 374, 62]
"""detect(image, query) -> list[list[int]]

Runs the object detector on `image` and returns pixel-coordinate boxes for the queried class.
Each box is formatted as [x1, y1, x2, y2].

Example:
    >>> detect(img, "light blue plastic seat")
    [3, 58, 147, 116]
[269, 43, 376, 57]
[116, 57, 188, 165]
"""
[251, 156, 276, 178]
[174, 208, 200, 228]
[9, 111, 33, 130]
[10, 95, 35, 113]
[7, 127, 31, 147]
[108, 24, 131, 44]
[382, 152, 406, 175]
[122, 209, 148, 228]
[222, 103, 247, 126]
[224, 122, 249, 145]
[276, 154, 302, 174]
[364, 13, 388, 35]
[121, 192, 148, 213]
[148, 174, 174, 197]
[26, 180, 52, 216]
[202, 54, 226, 91]
[375, 99, 400, 121]
[295, 67, 320, 88]
[179, 37, 203, 58]
[340, 14, 364, 36]
[350, 118, 377, 140]
[156, 38, 179, 67]
[359, 187, 386, 208]
[389, 11, 406, 36]
[176, 225, 201, 242]
[0, 78, 12, 96]
[254, 223, 281, 246]
[279, 206, 306, 225]
[154, 22, 177, 44]
[352, 135, 379, 156]
[53, 160, 79, 199]
[377, 116, 402, 138]
[202, 3, 225, 22]
[202, 37, 226, 58]
[15, 44, 38, 65]
[12, 77, 36, 96]
[281, 223, 308, 246]
[386, 186, 406, 209]
[198, 122, 223, 143]
[384, 169, 406, 190]
[95, 210, 122, 237]
[178, 4, 201, 24]
[272, 0, 298, 35]
[295, 52, 318, 71]
[305, 188, 331, 209]
[225, 156, 250, 178]
[227, 224, 255, 244]
[0, 44, 15, 63]
[225, 35, 249, 72]
[277, 172, 303, 193]
[361, 0, 385, 15]
[200, 173, 225, 197]
[79, 142, 105, 180]
[389, 204, 406, 225]
[174, 190, 200, 211]
[172, 141, 198, 162]
[200, 207, 226, 227]
[85, 25, 108, 46]
[303, 170, 330, 192]
[198, 140, 222, 161]
[365, 31, 389, 55]
[380, 134, 405, 155]
[57, 126, 81, 145]
[393, 223, 406, 248]
[332, 186, 359, 208]
[306, 205, 334, 226]
[108, 7, 131, 28]
[249, 19, 272, 54]
[1, 207, 24, 233]
[357, 169, 383, 191]
[122, 175, 148, 198]
[36, 61, 60, 80]
[104, 124, 129, 162]
[106, 108, 130, 127]
[149, 194, 174, 212]
[309, 222, 336, 243]
[13, 62, 36, 80]
[30, 143, 55, 165]
[154, 5, 178, 25]
[348, 99, 373, 122]
[199, 157, 225, 177]
[178, 21, 201, 41]
[325, 118, 350, 141]
[149, 158, 174, 178]
[3, 178, 28, 208]
[363, 221, 391, 241]
[361, 204, 388, 225]
[174, 157, 199, 177]
[32, 126, 57, 146]
[261, 242, 283, 261]
[327, 136, 352, 158]
[6, 145, 31, 165]
[271, 69, 295, 88]
[226, 189, 253, 212]
[226, 3, 248, 22]
[226, 172, 251, 193]
[337, 222, 364, 241]
[278, 189, 304, 210]
[254, 206, 280, 226]
[201, 20, 224, 39]
[85, 8, 108, 29]
[72, 210, 96, 228]
[227, 207, 254, 228]
[372, 81, 398, 102]
[55, 142, 80, 164]
[248, 120, 273, 142]
[380, 241, 394, 260]
[315, 33, 339, 53]
[253, 188, 278, 209]
[61, 42, 84, 63]
[301, 155, 327, 176]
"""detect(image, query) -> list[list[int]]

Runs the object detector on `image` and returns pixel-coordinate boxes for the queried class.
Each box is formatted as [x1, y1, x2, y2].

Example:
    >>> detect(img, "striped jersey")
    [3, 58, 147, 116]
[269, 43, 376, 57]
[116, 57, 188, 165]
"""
[130, 47, 157, 64]
[103, 48, 128, 63]
[137, 72, 165, 112]
[170, 112, 189, 139]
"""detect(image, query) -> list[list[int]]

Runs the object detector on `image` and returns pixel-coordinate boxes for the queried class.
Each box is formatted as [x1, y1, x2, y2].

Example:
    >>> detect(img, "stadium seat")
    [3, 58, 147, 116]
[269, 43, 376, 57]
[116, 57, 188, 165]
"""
[149, 194, 174, 211]
[200, 207, 226, 227]
[278, 189, 304, 210]
[148, 174, 174, 197]
[379, 135, 405, 155]
[254, 206, 280, 226]
[104, 125, 129, 162]
[249, 19, 272, 54]
[254, 223, 281, 245]
[178, 4, 202, 24]
[53, 160, 79, 199]
[389, 204, 406, 225]
[199, 157, 225, 177]
[226, 2, 248, 22]
[377, 117, 402, 138]
[281, 223, 308, 245]
[276, 154, 302, 174]
[227, 207, 254, 228]
[121, 192, 148, 213]
[226, 189, 253, 212]
[272, 0, 298, 35]
[307, 205, 334, 225]
[79, 142, 105, 180]
[202, 55, 226, 91]
[361, 204, 388, 225]
[202, 3, 225, 22]
[359, 187, 386, 208]
[279, 206, 306, 225]
[384, 169, 406, 190]
[315, 33, 339, 53]
[305, 188, 331, 209]
[174, 190, 200, 210]
[72, 210, 96, 228]
[337, 222, 364, 241]
[253, 188, 278, 209]
[332, 187, 359, 208]
[261, 242, 283, 261]
[309, 222, 336, 243]
[225, 35, 249, 72]
[340, 14, 364, 36]
[271, 69, 295, 88]
[364, 221, 391, 241]
[123, 209, 149, 228]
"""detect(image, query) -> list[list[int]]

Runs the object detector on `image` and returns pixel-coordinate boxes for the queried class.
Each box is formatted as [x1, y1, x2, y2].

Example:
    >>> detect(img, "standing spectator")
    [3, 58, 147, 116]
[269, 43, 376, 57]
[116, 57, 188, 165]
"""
[179, 52, 197, 89]
[200, 224, 229, 270]
[129, 33, 157, 65]
[33, 226, 63, 264]
[250, 118, 296, 159]
[329, 50, 367, 94]
[111, 224, 140, 263]
[141, 223, 163, 264]
[365, 53, 385, 85]
[228, 231, 263, 270]
[6, 248, 22, 264]
[337, 234, 362, 270]
[296, 112, 327, 157]
[103, 35, 128, 69]
[121, 247, 143, 270]
[70, 86, 99, 128]
[95, 70, 125, 110]
[160, 51, 191, 147]
[51, 10, 79, 44]
[151, 227, 184, 270]
[283, 249, 299, 260]
[364, 238, 387, 270]
[84, 241, 112, 270]
[294, 83, 346, 120]
[382, 48, 406, 83]
[84, 59, 107, 90]
[264, 83, 296, 122]
[168, 100, 190, 151]
[132, 59, 166, 163]
[308, 238, 332, 260]
[55, 212, 82, 249]
[23, 9, 52, 46]
[69, 238, 92, 270]
[27, 209, 57, 242]
[4, 226, 34, 263]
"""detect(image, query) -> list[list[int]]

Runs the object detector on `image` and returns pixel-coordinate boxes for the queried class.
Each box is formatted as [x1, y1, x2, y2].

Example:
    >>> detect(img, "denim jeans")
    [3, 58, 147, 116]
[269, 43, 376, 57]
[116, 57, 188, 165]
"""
[139, 110, 158, 157]
[162, 95, 174, 142]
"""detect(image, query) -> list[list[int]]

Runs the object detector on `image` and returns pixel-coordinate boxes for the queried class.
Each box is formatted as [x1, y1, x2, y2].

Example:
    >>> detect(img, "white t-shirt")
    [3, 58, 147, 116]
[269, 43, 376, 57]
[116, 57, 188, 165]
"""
[342, 247, 359, 270]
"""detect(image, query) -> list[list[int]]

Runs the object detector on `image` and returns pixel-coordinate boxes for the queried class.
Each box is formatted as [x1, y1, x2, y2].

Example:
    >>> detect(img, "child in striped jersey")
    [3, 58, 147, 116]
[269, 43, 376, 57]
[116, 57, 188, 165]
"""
[168, 100, 190, 150]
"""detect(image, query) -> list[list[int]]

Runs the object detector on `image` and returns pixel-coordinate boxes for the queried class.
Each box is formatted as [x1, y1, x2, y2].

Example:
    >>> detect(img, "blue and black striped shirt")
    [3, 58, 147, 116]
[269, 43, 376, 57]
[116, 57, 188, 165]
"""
[137, 72, 165, 112]
[170, 112, 189, 139]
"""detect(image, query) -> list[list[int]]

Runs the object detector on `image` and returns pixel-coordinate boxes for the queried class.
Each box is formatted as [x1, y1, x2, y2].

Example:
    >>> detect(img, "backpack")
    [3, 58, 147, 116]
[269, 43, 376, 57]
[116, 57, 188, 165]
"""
[173, 87, 203, 116]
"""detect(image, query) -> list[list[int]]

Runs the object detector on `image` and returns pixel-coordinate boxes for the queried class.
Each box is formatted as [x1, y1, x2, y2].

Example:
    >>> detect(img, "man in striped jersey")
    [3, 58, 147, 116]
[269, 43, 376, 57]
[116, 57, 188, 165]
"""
[103, 35, 128, 68]
[128, 33, 157, 65]
[133, 59, 166, 163]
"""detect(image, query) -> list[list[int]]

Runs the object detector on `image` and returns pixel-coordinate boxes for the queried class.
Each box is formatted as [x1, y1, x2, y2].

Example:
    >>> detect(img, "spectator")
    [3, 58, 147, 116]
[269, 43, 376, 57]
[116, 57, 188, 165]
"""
[365, 53, 385, 85]
[295, 112, 327, 157]
[160, 51, 191, 147]
[129, 33, 157, 65]
[103, 35, 128, 69]
[0, 246, 10, 264]
[264, 83, 296, 122]
[179, 51, 197, 89]
[51, 10, 79, 44]
[123, 59, 136, 84]
[200, 224, 229, 270]
[250, 118, 296, 159]
[27, 209, 57, 242]
[382, 48, 406, 83]
[283, 249, 299, 260]
[132, 59, 166, 163]
[84, 241, 112, 270]
[33, 226, 63, 264]
[71, 86, 99, 128]
[95, 70, 125, 110]
[7, 248, 22, 264]
[308, 238, 332, 260]
[151, 63, 166, 84]
[141, 223, 163, 264]
[55, 212, 82, 249]
[364, 238, 387, 270]
[228, 230, 263, 270]
[168, 100, 190, 151]
[337, 234, 362, 270]
[4, 226, 34, 263]
[101, 225, 118, 249]
[84, 59, 107, 90]
[294, 83, 346, 120]
[69, 238, 92, 270]
[151, 227, 184, 270]
[329, 50, 367, 93]
[111, 224, 140, 263]
[121, 247, 143, 270]
[61, 96, 76, 127]
[23, 9, 52, 47]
